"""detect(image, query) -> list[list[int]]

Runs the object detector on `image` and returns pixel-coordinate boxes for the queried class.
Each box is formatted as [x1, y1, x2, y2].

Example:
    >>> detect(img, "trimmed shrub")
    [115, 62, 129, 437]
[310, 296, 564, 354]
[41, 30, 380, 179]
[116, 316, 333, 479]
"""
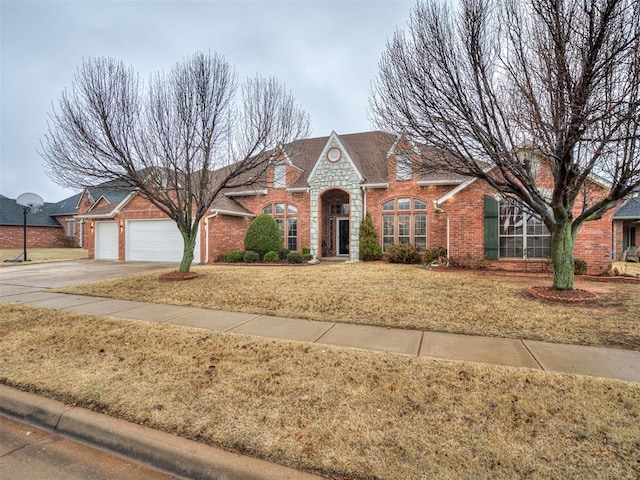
[244, 214, 283, 259]
[216, 253, 227, 263]
[278, 247, 290, 261]
[302, 253, 313, 262]
[287, 251, 304, 264]
[423, 246, 447, 264]
[244, 250, 260, 263]
[302, 246, 311, 255]
[385, 243, 421, 264]
[263, 251, 278, 262]
[359, 212, 382, 261]
[225, 251, 244, 263]
[574, 258, 588, 275]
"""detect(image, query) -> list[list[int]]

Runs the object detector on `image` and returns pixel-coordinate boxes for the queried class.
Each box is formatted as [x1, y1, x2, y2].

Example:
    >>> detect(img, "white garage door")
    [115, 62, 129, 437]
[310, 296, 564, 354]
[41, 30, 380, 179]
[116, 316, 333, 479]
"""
[126, 219, 200, 263]
[95, 222, 118, 260]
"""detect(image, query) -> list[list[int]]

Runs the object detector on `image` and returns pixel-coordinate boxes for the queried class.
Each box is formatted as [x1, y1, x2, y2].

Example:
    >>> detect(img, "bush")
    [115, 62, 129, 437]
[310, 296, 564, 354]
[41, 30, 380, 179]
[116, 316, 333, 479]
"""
[278, 247, 290, 260]
[574, 258, 588, 275]
[225, 251, 244, 263]
[302, 246, 310, 255]
[287, 251, 304, 264]
[385, 243, 421, 264]
[302, 253, 313, 262]
[244, 214, 283, 259]
[263, 251, 278, 262]
[423, 246, 447, 264]
[359, 212, 382, 261]
[216, 253, 227, 263]
[244, 250, 260, 263]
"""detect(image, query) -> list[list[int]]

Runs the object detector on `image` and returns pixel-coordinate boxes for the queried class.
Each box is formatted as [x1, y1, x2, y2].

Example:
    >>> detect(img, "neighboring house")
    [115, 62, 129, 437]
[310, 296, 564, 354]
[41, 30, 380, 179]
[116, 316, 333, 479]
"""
[73, 130, 617, 274]
[613, 196, 640, 261]
[0, 196, 69, 248]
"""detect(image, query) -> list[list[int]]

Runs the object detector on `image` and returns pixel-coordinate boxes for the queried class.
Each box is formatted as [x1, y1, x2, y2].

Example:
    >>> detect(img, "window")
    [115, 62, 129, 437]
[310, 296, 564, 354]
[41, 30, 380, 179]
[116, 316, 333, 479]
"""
[263, 203, 298, 251]
[330, 203, 349, 215]
[380, 198, 428, 252]
[273, 164, 286, 188]
[396, 155, 412, 181]
[499, 201, 550, 259]
[65, 219, 76, 238]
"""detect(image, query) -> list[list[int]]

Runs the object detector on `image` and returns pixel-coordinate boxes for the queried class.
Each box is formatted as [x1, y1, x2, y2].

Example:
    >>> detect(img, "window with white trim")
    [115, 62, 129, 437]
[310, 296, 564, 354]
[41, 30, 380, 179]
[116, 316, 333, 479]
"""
[396, 155, 413, 181]
[381, 198, 428, 252]
[499, 201, 550, 259]
[263, 203, 298, 251]
[273, 164, 286, 188]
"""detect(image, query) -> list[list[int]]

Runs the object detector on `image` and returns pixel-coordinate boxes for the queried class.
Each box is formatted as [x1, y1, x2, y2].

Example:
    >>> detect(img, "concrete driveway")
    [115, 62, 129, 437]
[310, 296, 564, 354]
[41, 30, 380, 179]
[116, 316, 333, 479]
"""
[0, 260, 173, 291]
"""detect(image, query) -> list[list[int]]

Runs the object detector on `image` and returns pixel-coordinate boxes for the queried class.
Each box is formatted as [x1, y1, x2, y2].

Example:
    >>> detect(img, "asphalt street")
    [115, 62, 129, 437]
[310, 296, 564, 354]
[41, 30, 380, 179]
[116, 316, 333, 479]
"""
[0, 415, 179, 480]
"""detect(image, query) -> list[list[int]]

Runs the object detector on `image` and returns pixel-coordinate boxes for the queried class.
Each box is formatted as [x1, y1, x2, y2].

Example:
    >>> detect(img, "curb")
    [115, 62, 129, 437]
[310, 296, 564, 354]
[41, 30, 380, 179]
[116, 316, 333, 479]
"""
[0, 384, 324, 480]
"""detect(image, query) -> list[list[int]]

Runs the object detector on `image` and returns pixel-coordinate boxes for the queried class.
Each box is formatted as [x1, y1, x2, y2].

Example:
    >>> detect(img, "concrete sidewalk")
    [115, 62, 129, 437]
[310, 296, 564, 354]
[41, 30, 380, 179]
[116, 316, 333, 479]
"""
[2, 285, 639, 382]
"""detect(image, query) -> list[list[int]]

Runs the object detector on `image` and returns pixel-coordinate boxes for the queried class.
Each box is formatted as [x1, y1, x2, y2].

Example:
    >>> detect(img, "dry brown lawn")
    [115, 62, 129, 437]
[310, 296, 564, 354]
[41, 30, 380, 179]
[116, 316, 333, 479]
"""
[59, 263, 640, 350]
[0, 248, 88, 266]
[1, 303, 639, 480]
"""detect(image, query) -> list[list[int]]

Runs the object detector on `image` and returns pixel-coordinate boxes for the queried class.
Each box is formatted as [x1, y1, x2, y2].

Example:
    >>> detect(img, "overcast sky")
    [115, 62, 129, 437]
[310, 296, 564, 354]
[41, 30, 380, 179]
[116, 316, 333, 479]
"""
[1, 0, 416, 202]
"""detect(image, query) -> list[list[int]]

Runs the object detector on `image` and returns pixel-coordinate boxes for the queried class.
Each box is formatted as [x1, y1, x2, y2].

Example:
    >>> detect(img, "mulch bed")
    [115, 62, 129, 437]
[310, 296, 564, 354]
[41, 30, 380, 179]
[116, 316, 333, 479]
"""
[158, 271, 199, 282]
[528, 286, 599, 303]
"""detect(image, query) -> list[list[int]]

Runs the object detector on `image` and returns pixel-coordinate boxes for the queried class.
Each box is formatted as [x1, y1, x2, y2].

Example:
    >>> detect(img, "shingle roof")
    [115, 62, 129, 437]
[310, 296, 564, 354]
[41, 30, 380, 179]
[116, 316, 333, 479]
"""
[49, 192, 83, 216]
[0, 197, 62, 227]
[614, 196, 640, 219]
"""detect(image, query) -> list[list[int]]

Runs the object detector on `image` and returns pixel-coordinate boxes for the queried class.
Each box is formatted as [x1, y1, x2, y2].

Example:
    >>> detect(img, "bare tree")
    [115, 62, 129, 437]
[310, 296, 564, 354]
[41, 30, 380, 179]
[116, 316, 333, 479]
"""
[370, 0, 640, 290]
[41, 52, 310, 273]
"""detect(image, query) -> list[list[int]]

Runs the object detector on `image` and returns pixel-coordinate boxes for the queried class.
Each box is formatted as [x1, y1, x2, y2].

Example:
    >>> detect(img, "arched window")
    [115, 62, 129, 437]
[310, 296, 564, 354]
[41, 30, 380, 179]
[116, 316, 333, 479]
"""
[381, 198, 427, 252]
[263, 203, 298, 251]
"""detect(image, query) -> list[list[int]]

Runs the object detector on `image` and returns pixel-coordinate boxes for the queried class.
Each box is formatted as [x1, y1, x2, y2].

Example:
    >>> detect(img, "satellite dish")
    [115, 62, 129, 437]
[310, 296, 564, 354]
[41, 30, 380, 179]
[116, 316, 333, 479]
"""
[16, 192, 44, 213]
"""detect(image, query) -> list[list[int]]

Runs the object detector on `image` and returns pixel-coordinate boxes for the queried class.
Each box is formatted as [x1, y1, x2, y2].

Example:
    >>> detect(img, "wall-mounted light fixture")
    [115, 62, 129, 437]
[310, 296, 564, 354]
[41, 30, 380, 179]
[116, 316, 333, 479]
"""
[90, 220, 94, 233]
[119, 219, 124, 234]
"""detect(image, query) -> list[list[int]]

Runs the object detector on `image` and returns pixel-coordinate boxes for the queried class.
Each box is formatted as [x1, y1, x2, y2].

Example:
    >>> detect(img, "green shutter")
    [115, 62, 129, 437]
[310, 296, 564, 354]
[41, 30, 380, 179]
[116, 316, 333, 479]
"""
[484, 196, 499, 260]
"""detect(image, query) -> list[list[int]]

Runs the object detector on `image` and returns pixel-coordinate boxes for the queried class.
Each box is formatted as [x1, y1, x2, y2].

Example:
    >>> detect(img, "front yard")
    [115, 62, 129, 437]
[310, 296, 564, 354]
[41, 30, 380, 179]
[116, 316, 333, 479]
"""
[58, 263, 640, 350]
[0, 248, 88, 266]
[2, 303, 639, 480]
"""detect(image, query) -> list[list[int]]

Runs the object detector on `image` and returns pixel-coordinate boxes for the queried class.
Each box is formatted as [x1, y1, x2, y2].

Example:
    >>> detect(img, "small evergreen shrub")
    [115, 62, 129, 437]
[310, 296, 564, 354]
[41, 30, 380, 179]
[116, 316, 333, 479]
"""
[226, 251, 244, 263]
[287, 251, 304, 264]
[216, 253, 227, 262]
[423, 246, 447, 264]
[574, 258, 588, 275]
[302, 253, 313, 262]
[278, 247, 290, 260]
[244, 250, 260, 263]
[385, 243, 421, 264]
[263, 251, 278, 262]
[302, 246, 310, 255]
[359, 212, 382, 261]
[244, 214, 283, 258]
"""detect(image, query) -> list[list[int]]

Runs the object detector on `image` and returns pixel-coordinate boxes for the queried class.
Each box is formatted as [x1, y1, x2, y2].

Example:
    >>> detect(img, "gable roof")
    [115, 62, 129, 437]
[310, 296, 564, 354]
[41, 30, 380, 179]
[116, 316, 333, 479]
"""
[614, 196, 640, 220]
[0, 197, 62, 227]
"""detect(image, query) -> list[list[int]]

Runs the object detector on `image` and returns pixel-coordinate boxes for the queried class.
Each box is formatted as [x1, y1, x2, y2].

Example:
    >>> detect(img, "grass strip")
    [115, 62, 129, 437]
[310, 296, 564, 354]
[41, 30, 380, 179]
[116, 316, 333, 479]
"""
[2, 303, 639, 480]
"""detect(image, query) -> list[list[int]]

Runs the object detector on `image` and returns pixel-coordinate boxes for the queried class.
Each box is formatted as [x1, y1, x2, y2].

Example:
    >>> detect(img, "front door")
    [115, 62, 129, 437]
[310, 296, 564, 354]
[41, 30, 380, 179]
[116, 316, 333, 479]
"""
[337, 218, 349, 256]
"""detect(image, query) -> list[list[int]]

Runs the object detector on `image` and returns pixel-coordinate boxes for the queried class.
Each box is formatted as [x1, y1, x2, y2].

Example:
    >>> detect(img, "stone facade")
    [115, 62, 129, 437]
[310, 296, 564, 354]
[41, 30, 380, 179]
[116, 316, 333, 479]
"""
[307, 134, 364, 262]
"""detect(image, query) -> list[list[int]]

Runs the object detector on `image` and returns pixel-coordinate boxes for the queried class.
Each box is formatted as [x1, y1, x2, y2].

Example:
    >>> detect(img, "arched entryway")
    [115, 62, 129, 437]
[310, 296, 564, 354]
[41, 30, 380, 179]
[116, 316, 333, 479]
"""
[319, 189, 350, 258]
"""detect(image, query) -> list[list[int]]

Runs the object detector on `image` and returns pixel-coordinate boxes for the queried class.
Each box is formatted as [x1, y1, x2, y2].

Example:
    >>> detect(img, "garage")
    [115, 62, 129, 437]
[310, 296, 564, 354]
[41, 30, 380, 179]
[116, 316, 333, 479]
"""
[95, 221, 118, 260]
[125, 219, 200, 263]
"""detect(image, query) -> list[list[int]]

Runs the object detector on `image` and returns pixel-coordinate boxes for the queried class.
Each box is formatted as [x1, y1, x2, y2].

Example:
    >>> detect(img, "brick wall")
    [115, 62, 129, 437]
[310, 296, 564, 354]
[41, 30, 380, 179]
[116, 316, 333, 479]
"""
[207, 215, 253, 261]
[0, 225, 65, 248]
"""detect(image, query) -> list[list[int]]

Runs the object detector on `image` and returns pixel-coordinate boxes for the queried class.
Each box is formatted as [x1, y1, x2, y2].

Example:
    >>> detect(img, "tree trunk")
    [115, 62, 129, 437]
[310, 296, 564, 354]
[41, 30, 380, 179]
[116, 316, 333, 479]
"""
[551, 222, 576, 290]
[178, 230, 197, 273]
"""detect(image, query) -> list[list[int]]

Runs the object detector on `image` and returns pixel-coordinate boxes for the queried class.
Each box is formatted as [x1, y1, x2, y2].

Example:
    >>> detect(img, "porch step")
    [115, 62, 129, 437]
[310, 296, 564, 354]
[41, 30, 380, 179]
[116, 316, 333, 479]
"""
[320, 256, 349, 263]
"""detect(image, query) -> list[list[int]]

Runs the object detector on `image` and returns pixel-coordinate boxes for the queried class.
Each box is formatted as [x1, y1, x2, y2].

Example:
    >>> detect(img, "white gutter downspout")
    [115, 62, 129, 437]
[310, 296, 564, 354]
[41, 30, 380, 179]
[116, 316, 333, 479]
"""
[79, 219, 84, 248]
[205, 212, 218, 264]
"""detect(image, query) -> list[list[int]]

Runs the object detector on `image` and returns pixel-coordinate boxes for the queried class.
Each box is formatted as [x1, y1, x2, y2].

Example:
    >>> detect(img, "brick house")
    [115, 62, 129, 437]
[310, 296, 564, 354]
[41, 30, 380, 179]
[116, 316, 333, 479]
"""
[73, 130, 617, 274]
[0, 195, 79, 250]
